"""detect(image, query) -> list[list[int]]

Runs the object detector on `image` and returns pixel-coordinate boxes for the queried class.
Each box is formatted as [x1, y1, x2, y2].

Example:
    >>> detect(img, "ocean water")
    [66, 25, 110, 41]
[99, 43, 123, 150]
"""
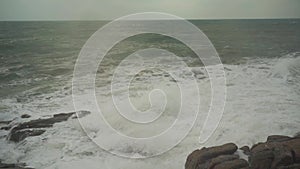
[0, 19, 300, 168]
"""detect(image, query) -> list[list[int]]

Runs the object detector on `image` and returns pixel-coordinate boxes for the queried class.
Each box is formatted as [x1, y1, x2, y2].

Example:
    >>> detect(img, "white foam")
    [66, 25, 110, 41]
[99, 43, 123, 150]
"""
[0, 53, 300, 168]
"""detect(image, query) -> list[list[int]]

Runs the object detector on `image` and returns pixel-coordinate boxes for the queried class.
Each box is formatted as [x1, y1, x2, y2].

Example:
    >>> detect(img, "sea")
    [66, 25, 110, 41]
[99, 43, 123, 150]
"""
[0, 19, 300, 169]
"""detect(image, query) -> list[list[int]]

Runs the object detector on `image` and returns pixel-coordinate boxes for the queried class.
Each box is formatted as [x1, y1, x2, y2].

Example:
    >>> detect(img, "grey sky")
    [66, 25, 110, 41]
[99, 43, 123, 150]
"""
[0, 0, 299, 21]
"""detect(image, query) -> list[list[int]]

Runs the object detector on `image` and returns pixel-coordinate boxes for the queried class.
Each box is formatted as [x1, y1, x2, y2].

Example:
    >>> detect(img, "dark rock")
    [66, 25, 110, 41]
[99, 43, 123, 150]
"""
[20, 114, 31, 119]
[250, 149, 274, 169]
[207, 154, 239, 169]
[240, 146, 251, 155]
[249, 136, 300, 169]
[185, 133, 300, 169]
[213, 159, 249, 169]
[13, 112, 75, 131]
[282, 138, 300, 162]
[271, 144, 294, 168]
[267, 135, 292, 142]
[185, 149, 203, 169]
[185, 143, 238, 169]
[0, 161, 34, 169]
[8, 111, 90, 142]
[9, 129, 46, 142]
[0, 120, 12, 125]
[277, 163, 300, 169]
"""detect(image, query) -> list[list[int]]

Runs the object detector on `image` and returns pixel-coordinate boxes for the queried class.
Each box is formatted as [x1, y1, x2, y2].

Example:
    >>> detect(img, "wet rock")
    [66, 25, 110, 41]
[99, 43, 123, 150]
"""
[12, 112, 74, 131]
[249, 136, 300, 169]
[9, 129, 46, 142]
[277, 163, 300, 169]
[271, 145, 294, 168]
[8, 111, 90, 142]
[0, 161, 33, 169]
[185, 134, 300, 169]
[213, 159, 249, 169]
[267, 135, 292, 142]
[240, 146, 251, 155]
[20, 114, 31, 119]
[208, 154, 239, 168]
[185, 143, 238, 169]
[249, 149, 274, 169]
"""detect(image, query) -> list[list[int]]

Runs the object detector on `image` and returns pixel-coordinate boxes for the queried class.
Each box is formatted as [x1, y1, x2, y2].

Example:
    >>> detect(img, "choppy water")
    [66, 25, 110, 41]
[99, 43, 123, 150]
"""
[0, 19, 300, 169]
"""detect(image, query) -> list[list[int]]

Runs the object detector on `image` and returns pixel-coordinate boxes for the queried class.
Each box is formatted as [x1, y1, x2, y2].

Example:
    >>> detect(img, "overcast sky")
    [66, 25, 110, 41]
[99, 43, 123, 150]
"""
[0, 0, 299, 21]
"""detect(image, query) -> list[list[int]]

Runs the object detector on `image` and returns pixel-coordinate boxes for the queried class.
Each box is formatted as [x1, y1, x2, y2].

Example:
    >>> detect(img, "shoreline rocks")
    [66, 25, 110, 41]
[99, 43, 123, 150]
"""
[1, 111, 90, 142]
[185, 134, 300, 169]
[0, 111, 91, 169]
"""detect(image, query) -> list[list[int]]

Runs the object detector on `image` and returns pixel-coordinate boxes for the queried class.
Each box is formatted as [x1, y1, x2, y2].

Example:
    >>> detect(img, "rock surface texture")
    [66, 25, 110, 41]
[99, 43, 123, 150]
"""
[185, 134, 300, 169]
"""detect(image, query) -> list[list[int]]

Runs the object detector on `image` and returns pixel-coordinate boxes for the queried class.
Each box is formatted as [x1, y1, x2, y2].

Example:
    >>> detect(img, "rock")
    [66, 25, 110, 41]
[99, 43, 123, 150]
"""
[249, 149, 274, 169]
[240, 146, 251, 155]
[185, 143, 238, 169]
[267, 135, 292, 142]
[249, 136, 300, 169]
[277, 163, 300, 169]
[185, 150, 203, 169]
[20, 114, 31, 119]
[271, 144, 294, 168]
[213, 159, 249, 169]
[0, 161, 33, 169]
[9, 129, 46, 142]
[13, 112, 74, 131]
[185, 134, 300, 169]
[0, 120, 12, 125]
[208, 154, 239, 169]
[8, 111, 90, 142]
[282, 138, 300, 162]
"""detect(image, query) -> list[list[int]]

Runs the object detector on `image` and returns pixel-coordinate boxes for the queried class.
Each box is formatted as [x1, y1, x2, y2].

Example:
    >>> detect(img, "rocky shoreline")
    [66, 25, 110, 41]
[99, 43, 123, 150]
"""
[1, 112, 299, 169]
[0, 111, 90, 169]
[185, 134, 300, 169]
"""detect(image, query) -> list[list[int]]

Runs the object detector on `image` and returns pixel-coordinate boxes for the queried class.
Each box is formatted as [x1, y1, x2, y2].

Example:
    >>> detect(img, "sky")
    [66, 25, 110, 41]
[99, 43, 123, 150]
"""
[0, 0, 299, 21]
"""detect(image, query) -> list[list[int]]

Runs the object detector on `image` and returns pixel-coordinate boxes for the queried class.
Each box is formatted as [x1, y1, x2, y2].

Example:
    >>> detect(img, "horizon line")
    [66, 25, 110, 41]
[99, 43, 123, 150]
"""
[0, 17, 299, 22]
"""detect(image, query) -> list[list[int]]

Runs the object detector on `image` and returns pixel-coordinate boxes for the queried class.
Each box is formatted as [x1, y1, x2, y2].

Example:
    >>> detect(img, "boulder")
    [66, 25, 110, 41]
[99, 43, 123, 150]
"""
[213, 159, 249, 169]
[249, 136, 300, 169]
[185, 143, 238, 169]
[185, 134, 300, 169]
[267, 135, 292, 142]
[208, 155, 239, 169]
